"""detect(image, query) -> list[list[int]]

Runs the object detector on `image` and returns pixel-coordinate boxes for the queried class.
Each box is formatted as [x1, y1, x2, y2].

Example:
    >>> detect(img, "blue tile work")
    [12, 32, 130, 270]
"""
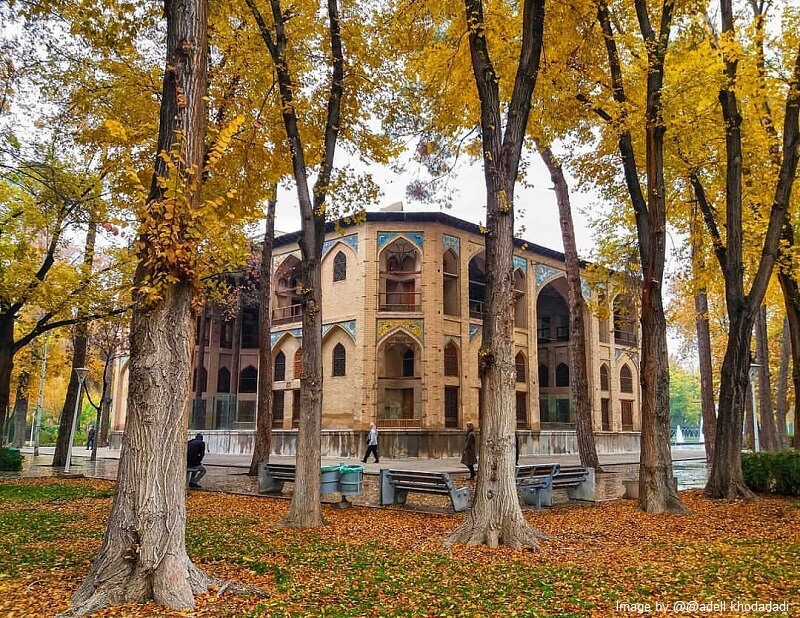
[513, 255, 527, 272]
[535, 264, 563, 288]
[443, 234, 460, 255]
[322, 234, 358, 259]
[322, 320, 357, 342]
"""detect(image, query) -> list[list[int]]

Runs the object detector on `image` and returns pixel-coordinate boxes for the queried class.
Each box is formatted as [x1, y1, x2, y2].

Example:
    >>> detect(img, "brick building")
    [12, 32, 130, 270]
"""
[110, 211, 642, 458]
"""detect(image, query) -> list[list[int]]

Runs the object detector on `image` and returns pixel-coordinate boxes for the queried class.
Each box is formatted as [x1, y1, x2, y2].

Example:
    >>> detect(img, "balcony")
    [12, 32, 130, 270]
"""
[614, 329, 637, 346]
[468, 299, 484, 320]
[376, 417, 422, 428]
[378, 291, 421, 312]
[273, 303, 302, 325]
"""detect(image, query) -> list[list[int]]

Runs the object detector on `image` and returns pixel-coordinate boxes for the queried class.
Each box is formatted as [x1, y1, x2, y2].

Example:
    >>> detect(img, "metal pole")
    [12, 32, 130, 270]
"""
[749, 364, 761, 453]
[64, 368, 88, 472]
[31, 335, 49, 457]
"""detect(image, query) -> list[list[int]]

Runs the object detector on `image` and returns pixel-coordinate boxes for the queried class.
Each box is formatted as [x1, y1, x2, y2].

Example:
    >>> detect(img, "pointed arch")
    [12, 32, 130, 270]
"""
[620, 363, 634, 393]
[379, 237, 421, 312]
[443, 248, 460, 316]
[555, 363, 570, 387]
[513, 267, 527, 327]
[217, 366, 231, 393]
[468, 251, 486, 319]
[274, 351, 286, 382]
[538, 363, 549, 388]
[444, 341, 459, 377]
[239, 365, 258, 393]
[333, 250, 347, 282]
[600, 363, 610, 391]
[332, 343, 346, 376]
[515, 352, 527, 383]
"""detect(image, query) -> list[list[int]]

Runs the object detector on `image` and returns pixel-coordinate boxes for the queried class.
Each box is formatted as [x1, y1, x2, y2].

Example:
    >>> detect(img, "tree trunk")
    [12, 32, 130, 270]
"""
[53, 218, 97, 467]
[690, 217, 716, 469]
[536, 141, 600, 470]
[706, 311, 755, 500]
[0, 312, 15, 437]
[775, 316, 790, 449]
[64, 0, 210, 613]
[68, 284, 213, 615]
[446, 0, 547, 549]
[744, 379, 755, 450]
[755, 305, 778, 450]
[778, 229, 800, 451]
[249, 196, 276, 476]
[53, 328, 89, 467]
[12, 368, 30, 448]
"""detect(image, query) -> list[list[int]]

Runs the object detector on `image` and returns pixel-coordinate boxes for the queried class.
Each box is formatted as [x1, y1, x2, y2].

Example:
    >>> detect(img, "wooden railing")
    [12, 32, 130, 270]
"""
[273, 304, 302, 325]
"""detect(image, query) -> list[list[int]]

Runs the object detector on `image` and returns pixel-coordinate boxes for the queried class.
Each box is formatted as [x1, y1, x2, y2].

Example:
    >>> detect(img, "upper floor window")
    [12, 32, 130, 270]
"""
[614, 294, 637, 346]
[239, 366, 258, 393]
[333, 251, 347, 282]
[192, 366, 207, 392]
[538, 364, 549, 388]
[402, 348, 415, 377]
[620, 364, 634, 393]
[274, 351, 286, 382]
[332, 343, 346, 376]
[241, 306, 259, 348]
[443, 249, 460, 316]
[217, 366, 231, 393]
[515, 352, 526, 383]
[468, 254, 486, 320]
[555, 363, 570, 387]
[379, 238, 421, 312]
[444, 342, 459, 377]
[600, 364, 610, 391]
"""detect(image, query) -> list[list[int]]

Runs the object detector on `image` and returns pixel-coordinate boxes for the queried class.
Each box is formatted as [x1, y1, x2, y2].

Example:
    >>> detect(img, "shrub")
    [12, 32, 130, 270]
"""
[0, 447, 24, 471]
[741, 451, 800, 496]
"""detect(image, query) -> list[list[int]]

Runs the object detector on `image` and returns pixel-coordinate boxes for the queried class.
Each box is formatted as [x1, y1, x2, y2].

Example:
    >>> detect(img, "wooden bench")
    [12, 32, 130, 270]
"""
[542, 465, 594, 506]
[258, 463, 297, 493]
[380, 469, 469, 512]
[515, 463, 559, 509]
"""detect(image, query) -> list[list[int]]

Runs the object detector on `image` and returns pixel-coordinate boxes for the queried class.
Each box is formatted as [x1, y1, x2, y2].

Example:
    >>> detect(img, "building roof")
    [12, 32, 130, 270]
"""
[273, 211, 569, 263]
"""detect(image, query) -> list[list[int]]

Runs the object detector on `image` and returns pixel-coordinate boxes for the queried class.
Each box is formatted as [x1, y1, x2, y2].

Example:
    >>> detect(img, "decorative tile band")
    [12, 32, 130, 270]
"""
[322, 320, 357, 342]
[513, 255, 527, 272]
[272, 250, 302, 275]
[535, 264, 563, 288]
[271, 328, 302, 347]
[469, 323, 482, 340]
[322, 234, 358, 259]
[376, 318, 424, 343]
[443, 234, 460, 255]
[377, 231, 424, 252]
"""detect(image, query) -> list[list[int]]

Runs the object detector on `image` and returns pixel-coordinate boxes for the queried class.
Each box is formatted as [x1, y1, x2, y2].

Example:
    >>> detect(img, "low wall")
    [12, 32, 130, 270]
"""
[110, 429, 641, 459]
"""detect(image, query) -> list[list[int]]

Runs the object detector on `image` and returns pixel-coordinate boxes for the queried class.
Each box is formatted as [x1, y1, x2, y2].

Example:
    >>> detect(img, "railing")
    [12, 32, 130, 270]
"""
[614, 329, 637, 346]
[378, 292, 421, 312]
[556, 326, 570, 342]
[537, 327, 550, 342]
[273, 304, 302, 325]
[377, 417, 422, 428]
[189, 396, 256, 431]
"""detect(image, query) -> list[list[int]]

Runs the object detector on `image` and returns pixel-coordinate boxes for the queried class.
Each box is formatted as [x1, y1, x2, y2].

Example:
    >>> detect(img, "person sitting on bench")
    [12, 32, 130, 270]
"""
[187, 433, 207, 488]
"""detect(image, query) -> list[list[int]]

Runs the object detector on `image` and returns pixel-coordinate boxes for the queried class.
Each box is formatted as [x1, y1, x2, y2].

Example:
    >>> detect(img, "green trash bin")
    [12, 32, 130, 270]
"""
[338, 464, 364, 496]
[320, 464, 341, 494]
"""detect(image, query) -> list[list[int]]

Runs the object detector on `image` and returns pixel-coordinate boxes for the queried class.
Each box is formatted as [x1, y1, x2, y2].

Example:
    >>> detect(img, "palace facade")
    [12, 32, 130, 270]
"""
[110, 211, 642, 458]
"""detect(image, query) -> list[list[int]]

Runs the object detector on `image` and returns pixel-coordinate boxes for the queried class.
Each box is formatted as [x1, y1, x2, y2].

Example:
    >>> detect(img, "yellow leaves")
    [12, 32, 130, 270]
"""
[103, 119, 129, 142]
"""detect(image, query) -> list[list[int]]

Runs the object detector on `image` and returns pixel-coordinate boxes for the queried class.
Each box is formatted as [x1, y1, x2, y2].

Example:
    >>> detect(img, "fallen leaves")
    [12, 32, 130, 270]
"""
[0, 479, 798, 616]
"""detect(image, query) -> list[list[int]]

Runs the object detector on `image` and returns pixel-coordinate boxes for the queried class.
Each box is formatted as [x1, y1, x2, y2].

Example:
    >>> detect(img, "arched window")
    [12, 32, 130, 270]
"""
[468, 254, 487, 319]
[444, 342, 459, 377]
[332, 343, 346, 376]
[538, 364, 549, 388]
[274, 351, 286, 381]
[239, 366, 258, 393]
[620, 364, 634, 393]
[515, 352, 526, 383]
[333, 251, 347, 282]
[600, 364, 610, 391]
[555, 363, 570, 387]
[217, 367, 231, 393]
[192, 366, 207, 392]
[513, 268, 527, 328]
[402, 348, 415, 377]
[241, 306, 259, 348]
[294, 348, 303, 380]
[443, 249, 460, 316]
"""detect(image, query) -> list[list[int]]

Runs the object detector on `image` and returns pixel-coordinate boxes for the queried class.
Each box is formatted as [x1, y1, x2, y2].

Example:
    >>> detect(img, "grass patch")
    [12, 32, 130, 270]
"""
[0, 480, 114, 503]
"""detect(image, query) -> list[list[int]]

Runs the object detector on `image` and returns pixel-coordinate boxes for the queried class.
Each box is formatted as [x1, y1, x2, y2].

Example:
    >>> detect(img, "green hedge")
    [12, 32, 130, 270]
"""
[0, 447, 24, 471]
[741, 451, 800, 496]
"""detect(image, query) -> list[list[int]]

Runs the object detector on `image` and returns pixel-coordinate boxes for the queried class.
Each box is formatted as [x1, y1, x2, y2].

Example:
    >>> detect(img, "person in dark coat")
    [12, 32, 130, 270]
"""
[187, 433, 207, 488]
[461, 422, 477, 479]
[362, 422, 379, 463]
[86, 426, 96, 450]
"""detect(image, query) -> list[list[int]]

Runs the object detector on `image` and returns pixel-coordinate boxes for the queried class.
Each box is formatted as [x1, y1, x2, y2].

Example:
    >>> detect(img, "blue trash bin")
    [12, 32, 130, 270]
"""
[338, 464, 364, 496]
[320, 464, 341, 494]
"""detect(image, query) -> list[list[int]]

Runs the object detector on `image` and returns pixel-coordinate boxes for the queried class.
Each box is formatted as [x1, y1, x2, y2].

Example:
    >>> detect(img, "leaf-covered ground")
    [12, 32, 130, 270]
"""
[0, 478, 797, 617]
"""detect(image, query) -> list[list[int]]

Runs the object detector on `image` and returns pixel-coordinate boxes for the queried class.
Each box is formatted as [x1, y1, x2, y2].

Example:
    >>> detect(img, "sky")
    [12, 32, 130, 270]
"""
[269, 151, 598, 258]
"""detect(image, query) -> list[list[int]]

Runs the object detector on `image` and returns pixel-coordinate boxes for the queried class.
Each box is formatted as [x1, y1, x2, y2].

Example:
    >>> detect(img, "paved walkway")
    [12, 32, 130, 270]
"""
[8, 444, 709, 494]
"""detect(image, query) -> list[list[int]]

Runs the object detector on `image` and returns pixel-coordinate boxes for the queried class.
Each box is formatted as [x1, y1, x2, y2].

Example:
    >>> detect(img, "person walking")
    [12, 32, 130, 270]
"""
[461, 422, 477, 479]
[187, 433, 207, 488]
[86, 426, 96, 450]
[362, 422, 379, 463]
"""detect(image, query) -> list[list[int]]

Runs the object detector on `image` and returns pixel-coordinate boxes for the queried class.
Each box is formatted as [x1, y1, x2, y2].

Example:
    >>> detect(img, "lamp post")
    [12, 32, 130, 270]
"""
[64, 368, 88, 472]
[748, 361, 761, 453]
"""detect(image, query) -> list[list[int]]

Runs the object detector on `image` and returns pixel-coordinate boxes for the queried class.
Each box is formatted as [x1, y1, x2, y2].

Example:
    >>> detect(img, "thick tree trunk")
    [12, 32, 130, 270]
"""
[706, 311, 755, 500]
[250, 197, 276, 476]
[447, 0, 547, 549]
[778, 236, 800, 451]
[67, 284, 213, 615]
[12, 368, 30, 448]
[0, 313, 15, 437]
[775, 316, 790, 449]
[536, 141, 599, 470]
[64, 0, 210, 613]
[755, 305, 778, 450]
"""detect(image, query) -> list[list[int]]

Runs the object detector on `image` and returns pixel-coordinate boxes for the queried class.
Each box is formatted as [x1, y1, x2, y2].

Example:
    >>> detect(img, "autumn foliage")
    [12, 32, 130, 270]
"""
[0, 478, 797, 616]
